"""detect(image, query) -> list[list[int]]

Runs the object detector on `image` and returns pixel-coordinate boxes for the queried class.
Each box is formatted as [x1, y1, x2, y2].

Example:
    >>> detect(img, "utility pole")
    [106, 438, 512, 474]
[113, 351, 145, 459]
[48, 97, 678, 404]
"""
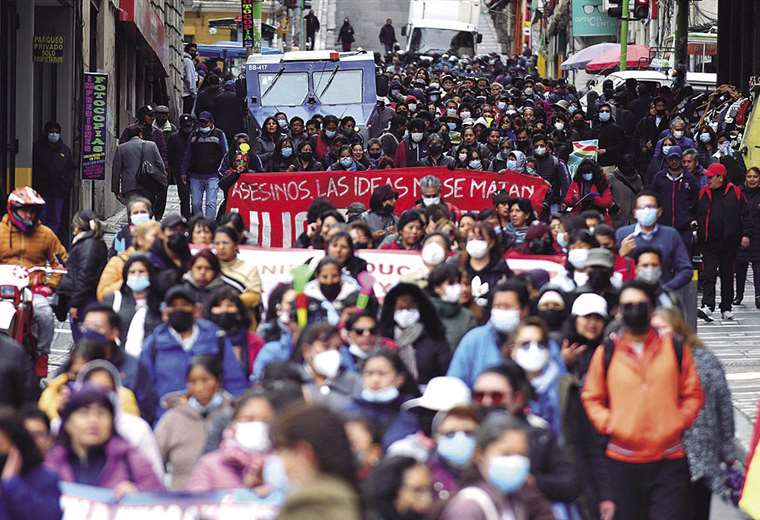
[619, 0, 630, 71]
[674, 0, 688, 68]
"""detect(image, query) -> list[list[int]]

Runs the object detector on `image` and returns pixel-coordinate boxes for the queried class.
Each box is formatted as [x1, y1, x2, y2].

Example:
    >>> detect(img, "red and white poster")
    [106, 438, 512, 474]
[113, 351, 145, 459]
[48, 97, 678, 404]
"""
[227, 167, 550, 248]
[236, 246, 566, 303]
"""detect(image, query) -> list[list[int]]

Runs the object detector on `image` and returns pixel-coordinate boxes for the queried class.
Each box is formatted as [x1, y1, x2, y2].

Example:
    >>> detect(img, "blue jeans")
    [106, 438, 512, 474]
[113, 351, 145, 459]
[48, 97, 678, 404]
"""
[190, 176, 219, 218]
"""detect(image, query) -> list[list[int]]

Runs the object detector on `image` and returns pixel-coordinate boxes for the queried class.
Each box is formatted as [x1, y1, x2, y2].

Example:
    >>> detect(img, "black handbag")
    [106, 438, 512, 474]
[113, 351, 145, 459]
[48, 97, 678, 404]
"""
[136, 141, 168, 192]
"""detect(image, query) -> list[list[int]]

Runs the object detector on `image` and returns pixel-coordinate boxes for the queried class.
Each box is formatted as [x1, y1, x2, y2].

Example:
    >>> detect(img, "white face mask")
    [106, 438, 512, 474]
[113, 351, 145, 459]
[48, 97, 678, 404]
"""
[534, 146, 547, 156]
[311, 349, 341, 379]
[490, 309, 521, 333]
[411, 132, 424, 143]
[554, 122, 565, 131]
[567, 248, 589, 269]
[235, 421, 271, 452]
[672, 130, 684, 139]
[573, 271, 589, 286]
[394, 308, 420, 329]
[637, 266, 662, 284]
[421, 242, 446, 266]
[423, 196, 440, 206]
[442, 283, 462, 303]
[130, 212, 151, 225]
[466, 239, 489, 259]
[513, 341, 550, 373]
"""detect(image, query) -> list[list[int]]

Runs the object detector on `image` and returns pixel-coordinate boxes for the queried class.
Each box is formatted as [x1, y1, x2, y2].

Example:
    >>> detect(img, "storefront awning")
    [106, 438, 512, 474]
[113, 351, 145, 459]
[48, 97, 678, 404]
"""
[119, 0, 169, 75]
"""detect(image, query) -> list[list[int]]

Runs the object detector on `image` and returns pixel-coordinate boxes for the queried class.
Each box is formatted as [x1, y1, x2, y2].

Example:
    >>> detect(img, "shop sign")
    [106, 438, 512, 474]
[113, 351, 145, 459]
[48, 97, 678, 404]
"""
[33, 35, 64, 64]
[81, 73, 108, 181]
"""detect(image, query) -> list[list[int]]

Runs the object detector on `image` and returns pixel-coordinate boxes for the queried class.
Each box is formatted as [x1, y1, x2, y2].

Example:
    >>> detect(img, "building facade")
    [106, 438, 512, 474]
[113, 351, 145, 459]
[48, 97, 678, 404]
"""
[0, 0, 185, 235]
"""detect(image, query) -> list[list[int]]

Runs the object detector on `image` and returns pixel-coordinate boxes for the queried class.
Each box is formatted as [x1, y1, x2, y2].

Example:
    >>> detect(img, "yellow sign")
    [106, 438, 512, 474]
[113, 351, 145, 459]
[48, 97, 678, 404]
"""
[33, 35, 64, 64]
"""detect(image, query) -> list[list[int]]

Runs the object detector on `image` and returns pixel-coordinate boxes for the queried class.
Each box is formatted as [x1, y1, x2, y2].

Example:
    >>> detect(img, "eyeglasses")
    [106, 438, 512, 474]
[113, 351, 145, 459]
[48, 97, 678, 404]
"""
[352, 327, 377, 335]
[582, 4, 601, 14]
[473, 390, 508, 405]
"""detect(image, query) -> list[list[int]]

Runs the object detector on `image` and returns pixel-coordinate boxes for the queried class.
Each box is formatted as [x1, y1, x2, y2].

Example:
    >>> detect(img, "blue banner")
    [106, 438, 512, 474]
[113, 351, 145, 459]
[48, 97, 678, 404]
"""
[60, 482, 281, 520]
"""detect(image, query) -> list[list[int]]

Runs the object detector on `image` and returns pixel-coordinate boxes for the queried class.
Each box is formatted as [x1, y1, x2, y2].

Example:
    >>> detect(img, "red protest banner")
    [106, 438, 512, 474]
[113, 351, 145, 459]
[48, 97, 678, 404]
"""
[227, 167, 550, 247]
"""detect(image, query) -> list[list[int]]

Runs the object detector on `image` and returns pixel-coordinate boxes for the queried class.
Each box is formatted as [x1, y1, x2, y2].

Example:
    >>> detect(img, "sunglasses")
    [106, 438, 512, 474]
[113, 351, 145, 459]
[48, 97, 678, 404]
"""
[352, 327, 377, 335]
[473, 390, 507, 405]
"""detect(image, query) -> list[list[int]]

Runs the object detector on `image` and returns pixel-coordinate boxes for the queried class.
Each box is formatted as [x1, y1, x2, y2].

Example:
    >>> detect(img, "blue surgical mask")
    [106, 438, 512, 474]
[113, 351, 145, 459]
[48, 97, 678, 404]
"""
[340, 157, 353, 168]
[199, 126, 212, 134]
[437, 431, 476, 468]
[635, 207, 658, 227]
[582, 172, 593, 181]
[556, 232, 568, 248]
[48, 132, 61, 143]
[699, 132, 711, 143]
[598, 111, 611, 122]
[469, 159, 482, 169]
[130, 212, 151, 226]
[487, 455, 531, 494]
[277, 119, 288, 129]
[281, 147, 293, 158]
[497, 101, 507, 110]
[447, 122, 457, 131]
[126, 276, 151, 293]
[361, 386, 399, 403]
[506, 159, 518, 170]
[187, 392, 224, 415]
[325, 129, 337, 138]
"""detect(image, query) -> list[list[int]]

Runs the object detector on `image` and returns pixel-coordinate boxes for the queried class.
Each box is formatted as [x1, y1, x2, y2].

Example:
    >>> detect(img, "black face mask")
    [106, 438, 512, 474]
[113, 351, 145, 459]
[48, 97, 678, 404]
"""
[539, 309, 566, 329]
[167, 233, 190, 258]
[354, 241, 369, 249]
[516, 140, 529, 150]
[368, 151, 382, 159]
[212, 312, 241, 331]
[429, 144, 443, 155]
[379, 204, 395, 216]
[587, 268, 611, 291]
[622, 302, 651, 334]
[299, 152, 313, 162]
[320, 282, 342, 301]
[168, 309, 194, 333]
[477, 405, 507, 422]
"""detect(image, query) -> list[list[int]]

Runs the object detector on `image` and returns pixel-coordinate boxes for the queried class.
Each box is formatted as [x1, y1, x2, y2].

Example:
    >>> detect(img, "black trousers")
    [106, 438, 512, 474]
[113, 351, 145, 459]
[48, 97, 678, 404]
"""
[735, 259, 760, 299]
[702, 242, 738, 312]
[686, 477, 712, 520]
[176, 177, 191, 219]
[607, 457, 689, 520]
[153, 185, 168, 220]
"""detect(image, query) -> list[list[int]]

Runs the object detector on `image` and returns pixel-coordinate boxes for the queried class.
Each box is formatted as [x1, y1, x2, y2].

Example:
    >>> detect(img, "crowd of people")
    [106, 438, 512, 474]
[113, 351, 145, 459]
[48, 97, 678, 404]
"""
[5, 33, 760, 520]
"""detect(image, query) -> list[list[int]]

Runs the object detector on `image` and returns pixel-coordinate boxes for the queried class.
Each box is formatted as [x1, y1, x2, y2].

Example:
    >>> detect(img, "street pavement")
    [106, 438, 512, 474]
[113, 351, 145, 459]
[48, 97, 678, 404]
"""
[332, 0, 409, 53]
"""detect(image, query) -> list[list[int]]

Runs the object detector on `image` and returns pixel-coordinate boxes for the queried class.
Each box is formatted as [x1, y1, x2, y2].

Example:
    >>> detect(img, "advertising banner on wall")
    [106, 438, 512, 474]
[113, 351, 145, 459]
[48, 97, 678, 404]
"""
[81, 72, 108, 181]
[571, 0, 617, 37]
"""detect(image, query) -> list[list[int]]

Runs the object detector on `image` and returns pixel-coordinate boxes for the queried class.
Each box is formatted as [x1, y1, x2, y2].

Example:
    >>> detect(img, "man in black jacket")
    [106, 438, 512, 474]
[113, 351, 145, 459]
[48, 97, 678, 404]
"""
[532, 134, 567, 213]
[167, 114, 193, 218]
[592, 103, 625, 169]
[212, 80, 245, 142]
[379, 19, 397, 55]
[697, 162, 749, 321]
[304, 10, 320, 50]
[181, 111, 228, 218]
[32, 121, 75, 233]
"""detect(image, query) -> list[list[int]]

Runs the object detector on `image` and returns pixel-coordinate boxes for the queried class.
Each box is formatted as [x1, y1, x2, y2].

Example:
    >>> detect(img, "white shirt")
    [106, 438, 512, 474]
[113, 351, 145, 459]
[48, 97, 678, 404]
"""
[169, 324, 199, 352]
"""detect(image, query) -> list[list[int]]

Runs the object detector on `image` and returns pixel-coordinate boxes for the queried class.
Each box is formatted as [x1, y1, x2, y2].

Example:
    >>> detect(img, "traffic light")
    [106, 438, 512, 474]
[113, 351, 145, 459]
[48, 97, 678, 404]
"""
[633, 0, 649, 19]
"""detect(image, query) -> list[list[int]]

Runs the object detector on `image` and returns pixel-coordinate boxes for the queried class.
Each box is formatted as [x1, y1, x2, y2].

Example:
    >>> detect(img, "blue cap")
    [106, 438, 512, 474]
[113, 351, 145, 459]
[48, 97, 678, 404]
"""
[666, 145, 682, 158]
[198, 111, 213, 123]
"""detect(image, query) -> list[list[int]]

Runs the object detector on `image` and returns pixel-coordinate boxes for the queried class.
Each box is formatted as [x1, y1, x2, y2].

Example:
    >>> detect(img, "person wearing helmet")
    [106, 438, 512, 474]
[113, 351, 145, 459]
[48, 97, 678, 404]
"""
[0, 187, 68, 364]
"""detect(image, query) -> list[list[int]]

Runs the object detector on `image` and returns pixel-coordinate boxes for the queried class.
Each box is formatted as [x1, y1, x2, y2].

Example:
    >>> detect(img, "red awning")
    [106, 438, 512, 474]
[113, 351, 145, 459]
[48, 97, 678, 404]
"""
[119, 0, 169, 75]
[584, 44, 651, 73]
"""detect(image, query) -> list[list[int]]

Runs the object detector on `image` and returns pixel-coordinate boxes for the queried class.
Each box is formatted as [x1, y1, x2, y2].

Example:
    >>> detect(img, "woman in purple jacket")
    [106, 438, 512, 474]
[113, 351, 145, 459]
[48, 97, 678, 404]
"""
[0, 407, 62, 520]
[45, 385, 164, 495]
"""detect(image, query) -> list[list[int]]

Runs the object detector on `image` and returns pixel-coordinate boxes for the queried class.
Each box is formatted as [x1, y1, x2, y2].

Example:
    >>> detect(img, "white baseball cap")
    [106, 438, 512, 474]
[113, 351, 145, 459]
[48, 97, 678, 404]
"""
[401, 377, 471, 411]
[571, 293, 608, 318]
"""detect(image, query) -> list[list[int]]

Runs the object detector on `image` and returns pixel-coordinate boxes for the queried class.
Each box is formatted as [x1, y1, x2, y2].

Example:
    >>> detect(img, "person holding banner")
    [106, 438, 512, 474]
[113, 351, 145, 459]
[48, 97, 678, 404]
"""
[564, 159, 613, 218]
[288, 141, 325, 172]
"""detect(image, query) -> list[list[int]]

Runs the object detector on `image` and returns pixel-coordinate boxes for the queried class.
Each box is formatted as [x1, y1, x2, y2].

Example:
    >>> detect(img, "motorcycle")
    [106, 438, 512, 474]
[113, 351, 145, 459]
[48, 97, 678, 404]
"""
[0, 264, 67, 378]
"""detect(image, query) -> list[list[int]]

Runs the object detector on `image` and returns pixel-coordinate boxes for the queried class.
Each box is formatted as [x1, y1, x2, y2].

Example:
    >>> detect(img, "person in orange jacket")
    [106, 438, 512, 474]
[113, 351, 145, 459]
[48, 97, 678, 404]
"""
[582, 280, 704, 520]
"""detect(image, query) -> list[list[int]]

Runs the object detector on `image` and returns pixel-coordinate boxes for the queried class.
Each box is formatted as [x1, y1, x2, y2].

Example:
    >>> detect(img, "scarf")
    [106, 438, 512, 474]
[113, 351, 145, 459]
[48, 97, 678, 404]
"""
[394, 323, 423, 380]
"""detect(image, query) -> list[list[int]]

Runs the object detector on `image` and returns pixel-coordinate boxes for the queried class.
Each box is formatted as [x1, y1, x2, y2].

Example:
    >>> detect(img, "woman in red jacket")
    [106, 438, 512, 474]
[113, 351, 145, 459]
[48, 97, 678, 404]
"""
[564, 159, 613, 218]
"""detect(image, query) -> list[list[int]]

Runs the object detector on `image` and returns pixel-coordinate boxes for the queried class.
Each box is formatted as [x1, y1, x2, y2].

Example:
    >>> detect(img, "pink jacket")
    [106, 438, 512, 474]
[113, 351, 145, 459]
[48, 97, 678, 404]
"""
[186, 439, 266, 492]
[45, 435, 164, 491]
